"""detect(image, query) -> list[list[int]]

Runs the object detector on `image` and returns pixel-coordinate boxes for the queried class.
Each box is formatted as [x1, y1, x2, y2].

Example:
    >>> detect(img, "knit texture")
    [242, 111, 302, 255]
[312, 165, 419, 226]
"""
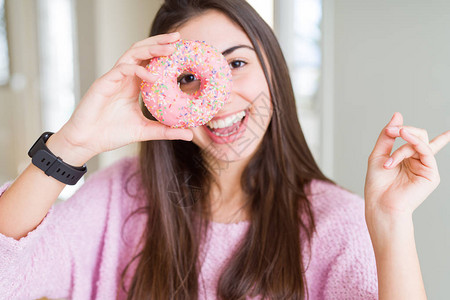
[0, 157, 378, 299]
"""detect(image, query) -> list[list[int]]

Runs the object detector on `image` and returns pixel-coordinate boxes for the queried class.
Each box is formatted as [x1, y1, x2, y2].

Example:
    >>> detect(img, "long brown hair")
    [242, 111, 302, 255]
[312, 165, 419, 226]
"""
[121, 0, 334, 299]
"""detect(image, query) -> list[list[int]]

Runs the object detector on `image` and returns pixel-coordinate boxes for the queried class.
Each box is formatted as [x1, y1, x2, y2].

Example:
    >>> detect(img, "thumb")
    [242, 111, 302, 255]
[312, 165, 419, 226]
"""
[141, 121, 194, 141]
[370, 112, 404, 158]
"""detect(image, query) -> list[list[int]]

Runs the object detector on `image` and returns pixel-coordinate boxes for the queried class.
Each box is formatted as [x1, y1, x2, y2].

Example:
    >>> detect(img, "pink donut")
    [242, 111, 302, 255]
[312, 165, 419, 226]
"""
[140, 39, 232, 128]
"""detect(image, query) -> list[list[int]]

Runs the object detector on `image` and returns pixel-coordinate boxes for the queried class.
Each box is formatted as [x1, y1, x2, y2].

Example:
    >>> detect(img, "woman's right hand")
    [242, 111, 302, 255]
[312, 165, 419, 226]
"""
[49, 32, 192, 165]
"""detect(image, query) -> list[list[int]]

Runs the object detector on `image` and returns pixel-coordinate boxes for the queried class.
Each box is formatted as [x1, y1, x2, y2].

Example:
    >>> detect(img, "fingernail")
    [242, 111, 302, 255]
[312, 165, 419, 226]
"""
[169, 32, 180, 37]
[384, 157, 393, 168]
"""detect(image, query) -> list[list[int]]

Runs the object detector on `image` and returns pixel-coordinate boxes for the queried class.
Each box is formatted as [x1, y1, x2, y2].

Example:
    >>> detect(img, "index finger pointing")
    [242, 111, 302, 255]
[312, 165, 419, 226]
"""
[430, 130, 450, 155]
[370, 112, 404, 158]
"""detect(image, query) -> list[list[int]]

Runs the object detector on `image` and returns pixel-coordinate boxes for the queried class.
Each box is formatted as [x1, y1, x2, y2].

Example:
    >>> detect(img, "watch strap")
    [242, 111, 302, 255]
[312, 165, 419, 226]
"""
[28, 132, 87, 185]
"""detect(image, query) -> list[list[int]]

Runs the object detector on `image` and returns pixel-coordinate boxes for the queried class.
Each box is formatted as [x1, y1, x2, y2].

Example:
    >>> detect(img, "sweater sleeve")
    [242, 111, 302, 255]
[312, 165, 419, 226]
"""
[0, 160, 123, 299]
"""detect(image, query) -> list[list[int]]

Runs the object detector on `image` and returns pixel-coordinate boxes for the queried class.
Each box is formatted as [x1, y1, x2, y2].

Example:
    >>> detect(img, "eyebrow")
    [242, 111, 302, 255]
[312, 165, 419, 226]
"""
[221, 45, 255, 56]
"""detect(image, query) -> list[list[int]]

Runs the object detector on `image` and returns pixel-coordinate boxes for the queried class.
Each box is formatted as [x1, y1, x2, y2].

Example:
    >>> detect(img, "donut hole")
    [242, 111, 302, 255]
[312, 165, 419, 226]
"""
[177, 71, 201, 95]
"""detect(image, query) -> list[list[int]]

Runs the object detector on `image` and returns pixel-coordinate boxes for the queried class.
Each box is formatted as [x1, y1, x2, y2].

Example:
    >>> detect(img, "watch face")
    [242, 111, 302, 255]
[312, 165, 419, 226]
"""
[28, 132, 53, 158]
[42, 132, 53, 142]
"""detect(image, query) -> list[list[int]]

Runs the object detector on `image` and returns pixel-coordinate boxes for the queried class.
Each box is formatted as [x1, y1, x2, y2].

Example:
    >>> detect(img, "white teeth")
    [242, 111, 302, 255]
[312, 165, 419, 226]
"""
[224, 116, 234, 125]
[211, 128, 239, 137]
[207, 110, 246, 129]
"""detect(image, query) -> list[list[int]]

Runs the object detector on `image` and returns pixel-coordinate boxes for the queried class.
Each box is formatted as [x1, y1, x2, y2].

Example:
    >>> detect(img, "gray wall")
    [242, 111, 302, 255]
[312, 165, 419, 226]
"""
[333, 0, 450, 298]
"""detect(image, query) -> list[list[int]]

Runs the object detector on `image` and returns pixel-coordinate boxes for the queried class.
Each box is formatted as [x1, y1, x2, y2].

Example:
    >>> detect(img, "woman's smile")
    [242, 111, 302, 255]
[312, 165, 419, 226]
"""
[203, 107, 250, 144]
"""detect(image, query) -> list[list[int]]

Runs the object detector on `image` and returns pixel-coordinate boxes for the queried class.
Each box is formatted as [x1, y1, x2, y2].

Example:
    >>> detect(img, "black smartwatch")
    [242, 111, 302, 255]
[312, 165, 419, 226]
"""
[28, 132, 87, 185]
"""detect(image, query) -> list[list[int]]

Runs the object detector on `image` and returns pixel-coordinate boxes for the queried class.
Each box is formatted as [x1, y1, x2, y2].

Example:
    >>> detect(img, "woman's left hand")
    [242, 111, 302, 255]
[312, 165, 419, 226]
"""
[364, 112, 448, 300]
[364, 112, 449, 218]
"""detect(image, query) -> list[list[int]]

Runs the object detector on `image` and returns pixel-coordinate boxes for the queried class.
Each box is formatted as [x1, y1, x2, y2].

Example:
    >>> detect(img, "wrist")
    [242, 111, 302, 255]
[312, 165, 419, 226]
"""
[366, 207, 413, 232]
[45, 131, 95, 166]
[367, 210, 426, 300]
[365, 209, 415, 249]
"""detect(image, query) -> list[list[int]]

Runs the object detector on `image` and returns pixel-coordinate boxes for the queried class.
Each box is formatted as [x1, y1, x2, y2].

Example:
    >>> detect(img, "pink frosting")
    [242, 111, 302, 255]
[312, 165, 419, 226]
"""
[140, 40, 232, 128]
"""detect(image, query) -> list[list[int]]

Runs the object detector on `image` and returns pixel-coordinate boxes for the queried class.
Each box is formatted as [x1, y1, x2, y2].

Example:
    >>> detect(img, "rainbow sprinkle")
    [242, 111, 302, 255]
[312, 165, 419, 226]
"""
[140, 39, 232, 128]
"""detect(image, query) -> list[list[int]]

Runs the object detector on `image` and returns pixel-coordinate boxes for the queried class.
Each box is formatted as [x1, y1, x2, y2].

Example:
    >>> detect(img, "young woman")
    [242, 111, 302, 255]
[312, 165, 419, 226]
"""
[0, 0, 448, 299]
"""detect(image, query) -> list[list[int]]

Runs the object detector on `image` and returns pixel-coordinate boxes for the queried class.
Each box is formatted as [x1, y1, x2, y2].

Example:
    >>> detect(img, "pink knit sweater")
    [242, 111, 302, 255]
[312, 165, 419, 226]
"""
[0, 157, 378, 299]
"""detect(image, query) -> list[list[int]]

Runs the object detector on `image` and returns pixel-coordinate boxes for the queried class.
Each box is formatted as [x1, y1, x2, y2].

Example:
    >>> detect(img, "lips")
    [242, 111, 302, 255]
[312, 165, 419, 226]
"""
[204, 108, 249, 144]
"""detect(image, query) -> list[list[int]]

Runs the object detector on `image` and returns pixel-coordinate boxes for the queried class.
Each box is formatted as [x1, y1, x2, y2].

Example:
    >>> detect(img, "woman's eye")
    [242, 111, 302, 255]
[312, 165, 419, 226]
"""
[177, 73, 200, 94]
[229, 60, 246, 69]
[178, 73, 197, 84]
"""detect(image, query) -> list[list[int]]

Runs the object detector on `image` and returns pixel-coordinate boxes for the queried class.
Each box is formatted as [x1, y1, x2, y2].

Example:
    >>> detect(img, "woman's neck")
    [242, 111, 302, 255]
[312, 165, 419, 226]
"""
[205, 155, 252, 224]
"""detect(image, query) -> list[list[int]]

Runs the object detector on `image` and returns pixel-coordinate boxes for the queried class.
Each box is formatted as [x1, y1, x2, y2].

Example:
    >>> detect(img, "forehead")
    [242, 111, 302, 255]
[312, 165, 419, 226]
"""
[175, 10, 252, 53]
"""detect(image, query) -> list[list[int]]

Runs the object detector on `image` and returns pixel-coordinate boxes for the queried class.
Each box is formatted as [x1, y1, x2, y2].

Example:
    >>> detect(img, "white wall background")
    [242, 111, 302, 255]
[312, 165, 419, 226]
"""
[0, 0, 41, 183]
[332, 0, 450, 298]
